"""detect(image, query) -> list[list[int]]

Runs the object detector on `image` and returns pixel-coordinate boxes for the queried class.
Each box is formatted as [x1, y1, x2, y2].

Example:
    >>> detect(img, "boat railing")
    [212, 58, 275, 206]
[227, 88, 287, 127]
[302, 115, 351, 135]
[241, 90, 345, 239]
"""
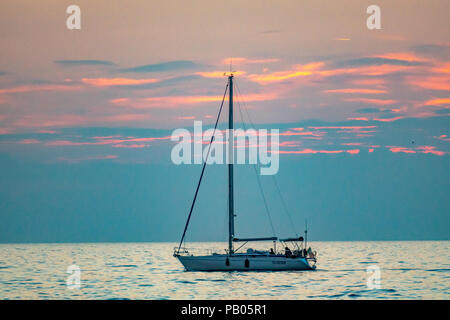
[173, 247, 224, 256]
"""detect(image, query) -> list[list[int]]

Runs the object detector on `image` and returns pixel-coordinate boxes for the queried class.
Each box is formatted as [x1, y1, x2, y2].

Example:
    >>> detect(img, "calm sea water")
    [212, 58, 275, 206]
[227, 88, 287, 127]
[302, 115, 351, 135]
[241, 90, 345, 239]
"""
[0, 241, 448, 299]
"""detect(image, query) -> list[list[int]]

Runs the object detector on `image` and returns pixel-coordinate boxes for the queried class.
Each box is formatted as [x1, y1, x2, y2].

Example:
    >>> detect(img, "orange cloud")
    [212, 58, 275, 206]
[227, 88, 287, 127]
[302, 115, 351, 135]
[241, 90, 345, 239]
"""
[57, 155, 118, 163]
[424, 98, 450, 106]
[373, 116, 405, 122]
[348, 117, 369, 121]
[18, 139, 40, 144]
[222, 57, 279, 65]
[409, 76, 450, 91]
[352, 78, 386, 87]
[345, 98, 397, 105]
[433, 63, 450, 74]
[111, 92, 277, 109]
[388, 146, 416, 154]
[280, 130, 324, 137]
[321, 65, 411, 77]
[278, 141, 301, 147]
[341, 142, 362, 146]
[325, 88, 387, 94]
[177, 116, 196, 120]
[112, 144, 149, 148]
[46, 134, 172, 147]
[416, 146, 445, 156]
[13, 113, 152, 129]
[374, 52, 426, 63]
[434, 134, 450, 141]
[246, 57, 418, 85]
[14, 114, 87, 128]
[0, 84, 81, 94]
[37, 130, 57, 134]
[247, 62, 324, 84]
[196, 71, 246, 78]
[309, 126, 377, 130]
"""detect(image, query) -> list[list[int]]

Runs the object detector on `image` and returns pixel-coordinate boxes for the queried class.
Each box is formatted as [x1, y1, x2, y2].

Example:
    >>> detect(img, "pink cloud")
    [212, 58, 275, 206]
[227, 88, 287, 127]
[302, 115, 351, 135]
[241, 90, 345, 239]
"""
[18, 139, 40, 144]
[388, 146, 416, 154]
[13, 114, 152, 129]
[409, 76, 450, 91]
[57, 155, 118, 163]
[352, 78, 386, 87]
[341, 142, 362, 146]
[374, 52, 426, 63]
[347, 117, 369, 121]
[0, 84, 82, 94]
[247, 62, 324, 84]
[434, 134, 450, 141]
[112, 144, 149, 148]
[280, 129, 325, 137]
[345, 98, 397, 105]
[373, 116, 405, 122]
[221, 57, 280, 65]
[309, 126, 377, 130]
[45, 134, 172, 147]
[324, 88, 387, 94]
[416, 146, 446, 156]
[424, 98, 450, 106]
[37, 130, 57, 134]
[278, 141, 301, 147]
[247, 59, 415, 86]
[177, 116, 196, 120]
[81, 78, 159, 87]
[196, 71, 246, 78]
[277, 148, 360, 155]
[111, 92, 277, 109]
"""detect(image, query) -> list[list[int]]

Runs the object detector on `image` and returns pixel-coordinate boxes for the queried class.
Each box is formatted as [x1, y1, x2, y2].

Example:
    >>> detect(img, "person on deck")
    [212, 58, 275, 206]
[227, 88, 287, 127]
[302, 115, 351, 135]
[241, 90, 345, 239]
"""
[285, 247, 292, 257]
[307, 247, 315, 259]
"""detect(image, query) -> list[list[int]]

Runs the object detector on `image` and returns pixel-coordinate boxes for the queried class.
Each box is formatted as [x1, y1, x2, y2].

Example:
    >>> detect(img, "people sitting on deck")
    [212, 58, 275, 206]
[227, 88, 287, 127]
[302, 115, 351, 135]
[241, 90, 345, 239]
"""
[285, 247, 292, 257]
[269, 248, 275, 255]
[307, 247, 315, 259]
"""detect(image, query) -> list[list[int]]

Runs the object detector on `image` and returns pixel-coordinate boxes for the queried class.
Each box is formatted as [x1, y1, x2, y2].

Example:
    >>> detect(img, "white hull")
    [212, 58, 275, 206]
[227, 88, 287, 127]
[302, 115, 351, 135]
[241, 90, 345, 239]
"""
[176, 254, 316, 271]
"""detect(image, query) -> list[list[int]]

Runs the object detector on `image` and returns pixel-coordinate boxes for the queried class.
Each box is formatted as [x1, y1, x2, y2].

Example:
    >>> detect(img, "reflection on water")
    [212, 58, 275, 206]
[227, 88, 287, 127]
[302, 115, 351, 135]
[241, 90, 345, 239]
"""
[0, 241, 449, 299]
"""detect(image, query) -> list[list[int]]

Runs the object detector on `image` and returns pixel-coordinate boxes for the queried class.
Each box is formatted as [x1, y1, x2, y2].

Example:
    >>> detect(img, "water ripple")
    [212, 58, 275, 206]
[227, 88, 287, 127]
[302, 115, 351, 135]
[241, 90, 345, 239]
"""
[0, 241, 448, 299]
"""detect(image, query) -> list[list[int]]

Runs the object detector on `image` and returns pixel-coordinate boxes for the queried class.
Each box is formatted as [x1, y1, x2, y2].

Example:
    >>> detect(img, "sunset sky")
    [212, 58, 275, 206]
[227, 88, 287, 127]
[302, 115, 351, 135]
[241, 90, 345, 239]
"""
[0, 1, 449, 242]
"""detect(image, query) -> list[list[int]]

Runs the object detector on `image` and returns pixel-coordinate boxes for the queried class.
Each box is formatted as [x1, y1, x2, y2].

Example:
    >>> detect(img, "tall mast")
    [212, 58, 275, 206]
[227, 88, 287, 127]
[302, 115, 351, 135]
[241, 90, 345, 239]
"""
[228, 74, 235, 255]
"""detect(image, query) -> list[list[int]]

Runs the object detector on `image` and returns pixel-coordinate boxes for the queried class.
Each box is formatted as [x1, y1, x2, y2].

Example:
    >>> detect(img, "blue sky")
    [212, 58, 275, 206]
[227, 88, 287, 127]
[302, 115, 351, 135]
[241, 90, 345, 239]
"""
[0, 1, 449, 242]
[0, 117, 449, 242]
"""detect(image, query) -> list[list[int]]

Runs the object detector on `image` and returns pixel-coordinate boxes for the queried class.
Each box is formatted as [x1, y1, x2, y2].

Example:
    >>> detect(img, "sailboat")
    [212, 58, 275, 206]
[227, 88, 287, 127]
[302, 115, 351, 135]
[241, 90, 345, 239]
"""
[173, 73, 317, 271]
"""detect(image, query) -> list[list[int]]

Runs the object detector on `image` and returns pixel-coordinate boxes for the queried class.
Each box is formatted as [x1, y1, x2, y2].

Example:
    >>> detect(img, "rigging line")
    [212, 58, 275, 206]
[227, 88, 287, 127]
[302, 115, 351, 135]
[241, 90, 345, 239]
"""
[234, 79, 298, 236]
[272, 175, 298, 236]
[234, 85, 277, 237]
[177, 83, 229, 253]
